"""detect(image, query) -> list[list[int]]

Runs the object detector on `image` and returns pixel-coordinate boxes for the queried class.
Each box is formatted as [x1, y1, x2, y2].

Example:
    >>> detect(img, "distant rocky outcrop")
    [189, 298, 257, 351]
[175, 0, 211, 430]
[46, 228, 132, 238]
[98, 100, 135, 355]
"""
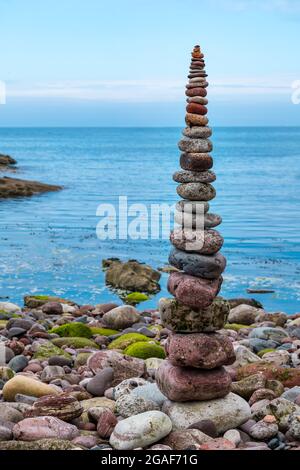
[103, 258, 161, 294]
[0, 154, 17, 171]
[0, 176, 62, 199]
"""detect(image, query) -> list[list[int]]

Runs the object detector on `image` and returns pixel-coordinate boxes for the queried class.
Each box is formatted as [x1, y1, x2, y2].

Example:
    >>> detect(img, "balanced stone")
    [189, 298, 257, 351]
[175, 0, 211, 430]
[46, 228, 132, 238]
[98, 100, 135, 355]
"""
[177, 182, 216, 201]
[186, 113, 209, 126]
[159, 297, 230, 333]
[166, 333, 235, 369]
[167, 272, 222, 309]
[173, 170, 215, 184]
[156, 361, 232, 402]
[169, 248, 226, 279]
[183, 126, 212, 138]
[189, 76, 207, 83]
[186, 88, 207, 98]
[204, 213, 222, 228]
[176, 200, 209, 213]
[178, 138, 212, 153]
[186, 103, 208, 115]
[170, 228, 224, 255]
[187, 96, 208, 104]
[175, 211, 220, 230]
[186, 81, 209, 89]
[188, 73, 207, 79]
[180, 153, 213, 171]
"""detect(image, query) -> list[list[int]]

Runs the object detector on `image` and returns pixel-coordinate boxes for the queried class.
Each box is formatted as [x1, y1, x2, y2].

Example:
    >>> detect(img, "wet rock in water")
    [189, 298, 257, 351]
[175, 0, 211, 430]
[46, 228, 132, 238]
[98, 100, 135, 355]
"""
[24, 393, 83, 421]
[163, 393, 251, 433]
[87, 350, 146, 386]
[159, 297, 230, 333]
[12, 416, 79, 441]
[165, 332, 235, 369]
[24, 295, 76, 309]
[0, 177, 62, 199]
[169, 248, 226, 279]
[2, 375, 59, 401]
[115, 394, 159, 417]
[102, 305, 140, 330]
[103, 258, 161, 293]
[0, 154, 17, 170]
[86, 367, 114, 396]
[156, 361, 231, 402]
[109, 411, 172, 450]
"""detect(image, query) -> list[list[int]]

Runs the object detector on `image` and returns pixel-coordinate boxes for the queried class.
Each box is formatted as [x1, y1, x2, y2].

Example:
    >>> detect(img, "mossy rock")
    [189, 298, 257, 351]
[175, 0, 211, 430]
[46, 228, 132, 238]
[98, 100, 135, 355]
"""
[125, 292, 149, 305]
[0, 366, 15, 381]
[0, 311, 21, 320]
[74, 352, 93, 367]
[0, 320, 8, 329]
[49, 322, 92, 338]
[148, 324, 163, 333]
[90, 327, 119, 336]
[108, 333, 150, 350]
[124, 341, 166, 359]
[52, 337, 99, 349]
[24, 295, 76, 309]
[224, 323, 253, 332]
[257, 348, 276, 358]
[33, 342, 72, 360]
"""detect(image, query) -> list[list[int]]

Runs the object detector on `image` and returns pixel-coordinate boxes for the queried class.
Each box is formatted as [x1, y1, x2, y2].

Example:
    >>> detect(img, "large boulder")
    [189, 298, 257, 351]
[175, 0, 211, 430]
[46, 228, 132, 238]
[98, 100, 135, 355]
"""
[163, 393, 251, 433]
[103, 258, 161, 293]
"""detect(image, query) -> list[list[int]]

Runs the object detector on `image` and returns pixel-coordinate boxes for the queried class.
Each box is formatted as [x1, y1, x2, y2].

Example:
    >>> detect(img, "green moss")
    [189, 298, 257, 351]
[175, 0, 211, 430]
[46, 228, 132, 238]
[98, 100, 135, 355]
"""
[52, 337, 99, 349]
[32, 295, 50, 300]
[224, 323, 254, 332]
[90, 327, 119, 336]
[33, 342, 72, 360]
[148, 324, 163, 333]
[74, 352, 93, 367]
[124, 341, 166, 359]
[257, 348, 276, 358]
[0, 367, 15, 381]
[49, 322, 92, 338]
[125, 292, 149, 304]
[108, 333, 150, 350]
[0, 310, 21, 319]
[0, 320, 8, 329]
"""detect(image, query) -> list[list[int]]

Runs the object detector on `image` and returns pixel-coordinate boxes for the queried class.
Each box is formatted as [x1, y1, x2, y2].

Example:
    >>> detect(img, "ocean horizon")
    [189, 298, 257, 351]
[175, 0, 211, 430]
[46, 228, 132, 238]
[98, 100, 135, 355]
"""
[1, 126, 300, 313]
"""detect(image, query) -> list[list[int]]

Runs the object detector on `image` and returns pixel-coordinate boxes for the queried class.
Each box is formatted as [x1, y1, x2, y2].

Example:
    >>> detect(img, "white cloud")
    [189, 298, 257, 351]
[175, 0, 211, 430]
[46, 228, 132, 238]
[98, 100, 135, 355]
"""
[5, 77, 294, 102]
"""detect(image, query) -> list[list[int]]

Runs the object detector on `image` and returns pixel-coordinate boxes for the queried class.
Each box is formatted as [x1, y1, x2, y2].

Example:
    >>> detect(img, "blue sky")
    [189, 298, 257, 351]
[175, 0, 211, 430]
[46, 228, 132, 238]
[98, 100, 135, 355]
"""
[0, 0, 300, 126]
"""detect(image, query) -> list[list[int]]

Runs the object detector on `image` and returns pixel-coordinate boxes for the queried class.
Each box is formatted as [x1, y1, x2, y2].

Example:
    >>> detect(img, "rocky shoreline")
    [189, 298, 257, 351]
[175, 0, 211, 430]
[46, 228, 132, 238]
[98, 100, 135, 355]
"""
[0, 295, 300, 451]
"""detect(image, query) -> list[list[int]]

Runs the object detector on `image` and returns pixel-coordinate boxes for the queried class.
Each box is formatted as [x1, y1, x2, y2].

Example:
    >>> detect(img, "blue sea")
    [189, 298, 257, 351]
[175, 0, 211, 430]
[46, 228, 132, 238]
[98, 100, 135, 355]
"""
[0, 127, 300, 314]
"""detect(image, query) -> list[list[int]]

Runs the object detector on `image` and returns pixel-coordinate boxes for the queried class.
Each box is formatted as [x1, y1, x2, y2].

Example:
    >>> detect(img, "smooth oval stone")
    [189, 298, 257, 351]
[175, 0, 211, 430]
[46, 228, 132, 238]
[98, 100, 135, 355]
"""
[187, 96, 208, 104]
[167, 272, 222, 309]
[176, 200, 209, 213]
[156, 361, 232, 402]
[186, 81, 209, 89]
[173, 170, 216, 184]
[186, 113, 208, 126]
[166, 333, 235, 369]
[109, 411, 172, 450]
[169, 248, 226, 279]
[180, 153, 213, 171]
[178, 138, 212, 153]
[24, 393, 83, 421]
[170, 228, 224, 254]
[189, 76, 207, 83]
[188, 73, 207, 79]
[183, 126, 212, 138]
[185, 88, 207, 98]
[177, 182, 216, 201]
[175, 211, 218, 230]
[204, 213, 222, 228]
[159, 297, 230, 333]
[186, 103, 208, 115]
[162, 393, 251, 433]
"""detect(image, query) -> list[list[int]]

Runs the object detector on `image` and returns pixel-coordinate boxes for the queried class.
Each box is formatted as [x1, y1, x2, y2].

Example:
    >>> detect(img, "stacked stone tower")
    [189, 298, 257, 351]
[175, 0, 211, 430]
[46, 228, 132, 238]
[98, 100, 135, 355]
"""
[156, 45, 235, 402]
